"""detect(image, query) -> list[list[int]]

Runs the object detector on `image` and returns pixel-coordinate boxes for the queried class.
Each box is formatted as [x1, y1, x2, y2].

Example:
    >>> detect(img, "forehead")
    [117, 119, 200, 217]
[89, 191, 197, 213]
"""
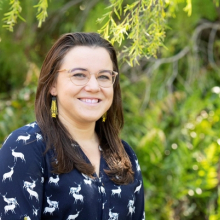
[61, 46, 113, 69]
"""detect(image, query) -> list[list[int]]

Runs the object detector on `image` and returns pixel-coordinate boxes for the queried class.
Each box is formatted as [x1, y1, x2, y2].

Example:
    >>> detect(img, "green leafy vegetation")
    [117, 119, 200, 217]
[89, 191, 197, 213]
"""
[0, 0, 220, 219]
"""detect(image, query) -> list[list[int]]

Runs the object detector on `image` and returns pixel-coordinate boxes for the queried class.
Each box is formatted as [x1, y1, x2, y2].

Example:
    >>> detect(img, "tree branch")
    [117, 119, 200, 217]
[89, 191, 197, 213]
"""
[139, 21, 220, 109]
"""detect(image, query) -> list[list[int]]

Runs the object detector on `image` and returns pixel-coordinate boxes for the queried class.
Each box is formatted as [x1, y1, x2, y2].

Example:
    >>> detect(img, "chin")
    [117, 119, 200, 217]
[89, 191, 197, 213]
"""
[81, 117, 101, 123]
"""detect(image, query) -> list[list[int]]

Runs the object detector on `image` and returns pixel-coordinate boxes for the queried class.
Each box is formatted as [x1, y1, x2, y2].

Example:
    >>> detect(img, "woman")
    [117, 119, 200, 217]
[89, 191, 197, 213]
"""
[0, 32, 145, 220]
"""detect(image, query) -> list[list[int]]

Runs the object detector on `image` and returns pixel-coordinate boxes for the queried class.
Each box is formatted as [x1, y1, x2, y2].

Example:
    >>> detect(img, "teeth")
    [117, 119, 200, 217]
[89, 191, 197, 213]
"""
[91, 99, 98, 103]
[80, 99, 98, 103]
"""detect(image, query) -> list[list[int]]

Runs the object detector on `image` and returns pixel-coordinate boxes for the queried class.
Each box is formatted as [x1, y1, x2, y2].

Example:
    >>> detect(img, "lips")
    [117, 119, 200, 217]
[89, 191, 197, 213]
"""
[79, 98, 100, 103]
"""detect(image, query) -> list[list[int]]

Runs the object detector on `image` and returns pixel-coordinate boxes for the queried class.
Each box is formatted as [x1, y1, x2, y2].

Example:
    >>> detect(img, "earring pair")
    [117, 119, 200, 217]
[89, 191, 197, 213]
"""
[51, 96, 107, 121]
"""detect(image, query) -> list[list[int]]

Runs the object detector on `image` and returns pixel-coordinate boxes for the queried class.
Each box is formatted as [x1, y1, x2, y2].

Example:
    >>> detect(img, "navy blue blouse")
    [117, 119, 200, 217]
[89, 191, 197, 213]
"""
[0, 122, 145, 220]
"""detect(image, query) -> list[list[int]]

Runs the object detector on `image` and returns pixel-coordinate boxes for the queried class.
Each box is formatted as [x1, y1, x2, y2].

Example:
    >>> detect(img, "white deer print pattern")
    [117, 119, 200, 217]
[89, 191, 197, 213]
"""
[0, 122, 145, 219]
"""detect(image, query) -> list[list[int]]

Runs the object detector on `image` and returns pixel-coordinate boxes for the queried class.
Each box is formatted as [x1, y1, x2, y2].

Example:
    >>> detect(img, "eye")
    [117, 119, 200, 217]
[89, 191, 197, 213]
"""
[97, 71, 112, 81]
[98, 75, 110, 80]
[72, 73, 87, 78]
[70, 69, 88, 79]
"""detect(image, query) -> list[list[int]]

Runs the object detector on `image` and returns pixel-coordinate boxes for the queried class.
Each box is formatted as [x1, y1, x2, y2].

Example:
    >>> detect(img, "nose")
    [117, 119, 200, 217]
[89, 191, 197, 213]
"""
[84, 74, 100, 92]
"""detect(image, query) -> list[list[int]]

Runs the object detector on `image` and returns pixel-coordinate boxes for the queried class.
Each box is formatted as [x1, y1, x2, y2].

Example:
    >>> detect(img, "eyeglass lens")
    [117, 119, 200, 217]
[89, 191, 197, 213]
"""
[69, 69, 116, 87]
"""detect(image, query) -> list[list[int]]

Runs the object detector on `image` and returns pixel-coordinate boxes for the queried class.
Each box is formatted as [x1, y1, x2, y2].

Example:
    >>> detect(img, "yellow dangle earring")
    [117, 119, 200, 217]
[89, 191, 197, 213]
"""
[102, 112, 107, 122]
[51, 96, 58, 118]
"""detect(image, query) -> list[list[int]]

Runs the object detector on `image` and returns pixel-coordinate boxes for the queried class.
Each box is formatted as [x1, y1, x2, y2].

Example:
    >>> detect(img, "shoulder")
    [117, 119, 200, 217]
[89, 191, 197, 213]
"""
[0, 122, 46, 176]
[2, 121, 42, 143]
[1, 121, 45, 152]
[121, 140, 143, 180]
[121, 140, 139, 165]
[121, 140, 136, 158]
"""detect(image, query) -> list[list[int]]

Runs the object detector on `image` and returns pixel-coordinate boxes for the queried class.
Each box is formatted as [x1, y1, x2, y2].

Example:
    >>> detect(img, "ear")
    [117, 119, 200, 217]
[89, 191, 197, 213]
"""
[50, 83, 57, 96]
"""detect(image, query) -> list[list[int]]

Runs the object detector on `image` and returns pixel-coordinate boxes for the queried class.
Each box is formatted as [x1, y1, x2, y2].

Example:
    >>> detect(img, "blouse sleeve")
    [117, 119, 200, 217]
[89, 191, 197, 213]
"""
[0, 129, 45, 220]
[122, 140, 145, 220]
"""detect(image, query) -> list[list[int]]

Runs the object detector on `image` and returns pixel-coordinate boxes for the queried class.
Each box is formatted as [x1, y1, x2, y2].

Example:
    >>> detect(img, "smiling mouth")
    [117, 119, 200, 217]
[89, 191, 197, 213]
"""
[79, 98, 100, 103]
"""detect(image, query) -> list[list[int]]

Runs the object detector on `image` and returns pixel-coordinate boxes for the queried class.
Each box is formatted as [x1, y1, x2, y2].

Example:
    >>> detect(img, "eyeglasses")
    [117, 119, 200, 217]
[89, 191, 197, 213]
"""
[57, 68, 118, 88]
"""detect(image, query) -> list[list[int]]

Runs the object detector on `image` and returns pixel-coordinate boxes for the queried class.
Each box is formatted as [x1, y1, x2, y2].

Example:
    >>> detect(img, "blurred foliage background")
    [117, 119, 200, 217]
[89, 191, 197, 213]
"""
[0, 0, 220, 219]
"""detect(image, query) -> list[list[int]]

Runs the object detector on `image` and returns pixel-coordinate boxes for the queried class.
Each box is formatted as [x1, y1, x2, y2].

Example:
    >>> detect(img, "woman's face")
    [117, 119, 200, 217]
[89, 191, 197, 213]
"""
[50, 46, 114, 125]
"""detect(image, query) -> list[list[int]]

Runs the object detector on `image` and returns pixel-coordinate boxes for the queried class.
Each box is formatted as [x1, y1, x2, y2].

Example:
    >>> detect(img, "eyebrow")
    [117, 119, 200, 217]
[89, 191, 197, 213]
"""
[70, 67, 87, 71]
[58, 67, 87, 72]
[68, 68, 113, 72]
[58, 67, 114, 73]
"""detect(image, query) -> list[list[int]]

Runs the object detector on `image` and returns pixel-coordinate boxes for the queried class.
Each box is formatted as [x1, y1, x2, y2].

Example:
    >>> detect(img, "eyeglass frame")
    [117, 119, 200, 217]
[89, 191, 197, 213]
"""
[57, 67, 118, 88]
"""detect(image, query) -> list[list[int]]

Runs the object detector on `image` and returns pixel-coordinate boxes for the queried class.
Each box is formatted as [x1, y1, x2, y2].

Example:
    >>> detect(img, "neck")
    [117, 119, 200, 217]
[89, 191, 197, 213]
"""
[58, 114, 98, 147]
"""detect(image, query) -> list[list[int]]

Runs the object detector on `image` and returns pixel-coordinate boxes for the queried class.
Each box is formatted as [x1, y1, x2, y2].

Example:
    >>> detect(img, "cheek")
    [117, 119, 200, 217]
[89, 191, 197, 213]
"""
[102, 88, 114, 109]
[107, 87, 113, 98]
[111, 92, 114, 103]
[57, 81, 80, 96]
[108, 89, 114, 106]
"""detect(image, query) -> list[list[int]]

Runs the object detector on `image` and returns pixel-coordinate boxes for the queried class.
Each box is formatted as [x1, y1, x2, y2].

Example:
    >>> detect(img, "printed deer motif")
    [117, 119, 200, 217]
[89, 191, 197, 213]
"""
[98, 186, 106, 195]
[43, 206, 56, 215]
[111, 186, 121, 197]
[134, 181, 142, 194]
[108, 207, 119, 220]
[41, 177, 44, 184]
[2, 193, 19, 214]
[25, 122, 37, 128]
[0, 193, 19, 206]
[82, 173, 93, 185]
[33, 206, 39, 216]
[2, 164, 16, 182]
[128, 205, 135, 216]
[46, 195, 59, 209]
[102, 201, 107, 209]
[69, 183, 81, 195]
[66, 209, 82, 220]
[35, 133, 42, 141]
[142, 211, 145, 220]
[4, 203, 16, 214]
[16, 133, 31, 144]
[127, 196, 135, 207]
[40, 164, 44, 183]
[10, 147, 25, 162]
[135, 159, 141, 172]
[23, 177, 38, 189]
[26, 187, 39, 202]
[71, 192, 84, 204]
[48, 175, 59, 186]
[127, 195, 135, 216]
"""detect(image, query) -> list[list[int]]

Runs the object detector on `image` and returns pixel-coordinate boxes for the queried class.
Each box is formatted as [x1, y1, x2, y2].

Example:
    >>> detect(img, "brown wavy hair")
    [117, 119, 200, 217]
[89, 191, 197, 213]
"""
[35, 32, 134, 184]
